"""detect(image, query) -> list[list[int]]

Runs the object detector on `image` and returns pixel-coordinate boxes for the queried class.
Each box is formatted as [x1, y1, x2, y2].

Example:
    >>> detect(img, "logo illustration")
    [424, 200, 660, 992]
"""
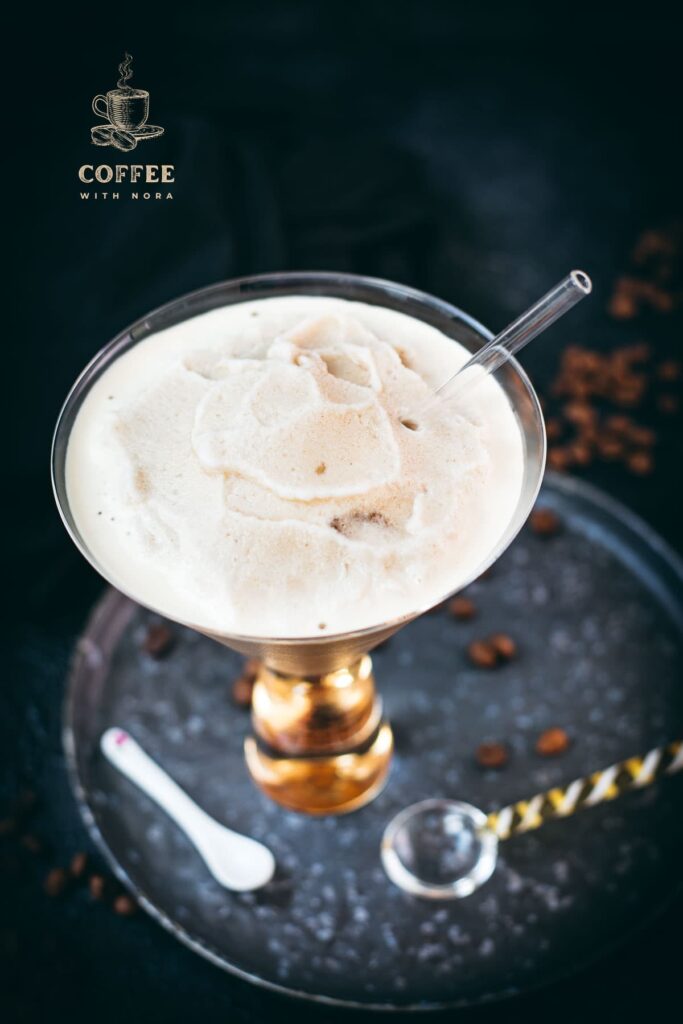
[91, 54, 164, 152]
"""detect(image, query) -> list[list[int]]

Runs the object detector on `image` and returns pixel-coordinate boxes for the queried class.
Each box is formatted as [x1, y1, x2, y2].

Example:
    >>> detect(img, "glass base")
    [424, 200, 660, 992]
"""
[245, 725, 393, 814]
[245, 656, 393, 814]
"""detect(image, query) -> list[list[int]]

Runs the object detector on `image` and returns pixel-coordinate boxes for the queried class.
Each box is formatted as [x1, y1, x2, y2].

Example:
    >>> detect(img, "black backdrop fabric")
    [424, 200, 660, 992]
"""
[5, 3, 683, 1022]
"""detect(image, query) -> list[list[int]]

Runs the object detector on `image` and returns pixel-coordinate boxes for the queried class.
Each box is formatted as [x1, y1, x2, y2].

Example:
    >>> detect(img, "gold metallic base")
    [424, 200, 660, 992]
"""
[245, 655, 393, 814]
[245, 725, 393, 814]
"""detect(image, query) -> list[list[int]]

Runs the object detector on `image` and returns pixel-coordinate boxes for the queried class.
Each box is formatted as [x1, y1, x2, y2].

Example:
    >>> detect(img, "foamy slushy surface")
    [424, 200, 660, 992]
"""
[66, 297, 525, 636]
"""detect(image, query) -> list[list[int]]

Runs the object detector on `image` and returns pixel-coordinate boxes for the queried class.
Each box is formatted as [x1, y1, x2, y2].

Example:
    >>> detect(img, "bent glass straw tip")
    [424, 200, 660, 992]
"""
[570, 270, 592, 294]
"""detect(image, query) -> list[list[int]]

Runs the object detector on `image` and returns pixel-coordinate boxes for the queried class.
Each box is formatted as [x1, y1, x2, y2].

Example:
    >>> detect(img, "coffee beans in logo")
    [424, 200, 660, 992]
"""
[90, 125, 137, 152]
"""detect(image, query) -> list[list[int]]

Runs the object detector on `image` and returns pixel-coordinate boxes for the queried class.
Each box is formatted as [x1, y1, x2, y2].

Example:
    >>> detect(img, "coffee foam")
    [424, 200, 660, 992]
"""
[66, 296, 525, 636]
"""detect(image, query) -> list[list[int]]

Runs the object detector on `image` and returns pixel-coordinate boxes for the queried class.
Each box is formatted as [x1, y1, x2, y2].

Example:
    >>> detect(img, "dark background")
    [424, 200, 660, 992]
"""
[5, 2, 682, 1021]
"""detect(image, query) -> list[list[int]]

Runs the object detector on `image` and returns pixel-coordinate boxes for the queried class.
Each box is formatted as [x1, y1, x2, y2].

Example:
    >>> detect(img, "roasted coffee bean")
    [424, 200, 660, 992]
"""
[605, 414, 633, 436]
[113, 894, 138, 917]
[232, 674, 255, 708]
[89, 874, 107, 900]
[0, 818, 16, 838]
[243, 658, 261, 680]
[475, 742, 509, 769]
[612, 386, 645, 409]
[577, 423, 599, 446]
[545, 418, 563, 442]
[632, 229, 675, 264]
[536, 727, 571, 757]
[628, 425, 656, 447]
[467, 640, 498, 669]
[627, 451, 654, 475]
[607, 279, 639, 320]
[44, 868, 68, 897]
[70, 852, 88, 879]
[142, 623, 175, 659]
[644, 284, 674, 313]
[568, 442, 592, 467]
[621, 342, 651, 362]
[657, 359, 681, 382]
[489, 633, 517, 661]
[563, 401, 596, 427]
[530, 508, 562, 537]
[548, 447, 570, 471]
[597, 437, 625, 461]
[90, 125, 137, 152]
[448, 596, 477, 620]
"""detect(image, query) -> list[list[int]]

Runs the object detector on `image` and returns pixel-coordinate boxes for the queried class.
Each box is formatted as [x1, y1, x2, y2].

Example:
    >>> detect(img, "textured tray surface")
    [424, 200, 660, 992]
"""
[65, 474, 683, 1009]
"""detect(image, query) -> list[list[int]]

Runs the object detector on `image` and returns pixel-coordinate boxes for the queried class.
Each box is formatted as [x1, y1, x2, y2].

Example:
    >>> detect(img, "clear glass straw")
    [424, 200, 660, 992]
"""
[424, 270, 592, 411]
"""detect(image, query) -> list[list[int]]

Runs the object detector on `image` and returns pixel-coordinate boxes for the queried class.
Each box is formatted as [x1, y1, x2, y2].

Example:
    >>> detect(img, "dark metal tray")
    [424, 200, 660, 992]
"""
[64, 473, 683, 1010]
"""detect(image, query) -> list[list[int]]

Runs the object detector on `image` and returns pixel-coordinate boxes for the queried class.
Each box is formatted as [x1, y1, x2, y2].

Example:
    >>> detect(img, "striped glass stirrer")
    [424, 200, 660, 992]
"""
[381, 740, 682, 900]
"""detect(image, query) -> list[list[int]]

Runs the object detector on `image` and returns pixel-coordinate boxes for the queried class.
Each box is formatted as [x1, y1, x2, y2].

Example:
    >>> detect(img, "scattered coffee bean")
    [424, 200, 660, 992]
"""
[0, 818, 16, 838]
[244, 658, 261, 680]
[475, 742, 509, 769]
[467, 640, 498, 669]
[448, 596, 477, 620]
[44, 867, 68, 897]
[89, 874, 107, 900]
[627, 451, 654, 475]
[608, 276, 675, 319]
[489, 633, 517, 661]
[530, 508, 562, 537]
[568, 441, 592, 467]
[113, 894, 138, 917]
[607, 281, 638, 320]
[545, 417, 563, 442]
[142, 623, 175, 659]
[605, 414, 633, 436]
[563, 401, 596, 427]
[548, 447, 570, 472]
[536, 727, 571, 757]
[622, 342, 652, 362]
[232, 674, 255, 708]
[70, 852, 88, 879]
[657, 359, 681, 382]
[597, 437, 625, 461]
[628, 425, 656, 447]
[632, 228, 677, 265]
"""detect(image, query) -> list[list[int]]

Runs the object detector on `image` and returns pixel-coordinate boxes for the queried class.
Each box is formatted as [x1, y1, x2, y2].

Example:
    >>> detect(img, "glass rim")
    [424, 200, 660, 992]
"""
[51, 269, 546, 646]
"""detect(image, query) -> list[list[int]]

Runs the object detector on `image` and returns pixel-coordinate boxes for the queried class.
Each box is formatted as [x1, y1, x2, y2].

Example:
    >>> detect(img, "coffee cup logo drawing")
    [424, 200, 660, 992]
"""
[91, 54, 164, 152]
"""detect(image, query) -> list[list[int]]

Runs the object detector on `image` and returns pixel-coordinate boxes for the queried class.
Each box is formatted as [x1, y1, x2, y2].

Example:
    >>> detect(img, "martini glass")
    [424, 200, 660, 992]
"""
[52, 272, 546, 815]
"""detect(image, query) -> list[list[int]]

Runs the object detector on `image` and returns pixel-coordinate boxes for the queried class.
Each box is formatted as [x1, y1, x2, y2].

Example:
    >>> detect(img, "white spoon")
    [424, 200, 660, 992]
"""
[101, 727, 276, 892]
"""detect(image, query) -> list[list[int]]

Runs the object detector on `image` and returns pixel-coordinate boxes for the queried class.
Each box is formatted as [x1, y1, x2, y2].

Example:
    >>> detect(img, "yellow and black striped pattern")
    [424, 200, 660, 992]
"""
[487, 740, 683, 841]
